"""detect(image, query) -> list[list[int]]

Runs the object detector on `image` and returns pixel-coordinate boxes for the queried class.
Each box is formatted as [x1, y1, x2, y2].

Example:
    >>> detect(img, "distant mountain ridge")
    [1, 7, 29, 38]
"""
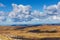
[11, 23, 60, 27]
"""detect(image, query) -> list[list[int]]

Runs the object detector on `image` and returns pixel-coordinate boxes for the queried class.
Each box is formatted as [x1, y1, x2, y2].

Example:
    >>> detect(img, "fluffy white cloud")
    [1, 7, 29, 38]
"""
[8, 2, 60, 23]
[43, 2, 60, 15]
[43, 5, 58, 15]
[0, 11, 6, 22]
[1, 2, 60, 25]
[41, 2, 60, 23]
[31, 10, 41, 18]
[9, 4, 32, 22]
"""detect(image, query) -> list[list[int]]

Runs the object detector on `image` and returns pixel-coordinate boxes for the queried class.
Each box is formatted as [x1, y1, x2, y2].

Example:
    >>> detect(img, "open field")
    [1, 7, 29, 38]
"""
[0, 25, 60, 40]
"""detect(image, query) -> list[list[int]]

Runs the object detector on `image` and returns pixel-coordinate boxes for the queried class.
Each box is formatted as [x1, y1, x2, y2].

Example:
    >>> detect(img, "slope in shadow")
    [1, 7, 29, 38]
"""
[14, 27, 26, 30]
[11, 36, 34, 40]
[41, 38, 60, 40]
[28, 29, 57, 33]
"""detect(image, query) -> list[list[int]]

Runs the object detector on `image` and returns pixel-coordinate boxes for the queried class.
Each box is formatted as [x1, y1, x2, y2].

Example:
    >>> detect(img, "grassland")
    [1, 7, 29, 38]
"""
[0, 25, 60, 40]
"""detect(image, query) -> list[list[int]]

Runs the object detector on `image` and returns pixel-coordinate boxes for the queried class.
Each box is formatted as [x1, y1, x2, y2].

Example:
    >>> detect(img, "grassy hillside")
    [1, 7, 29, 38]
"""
[0, 25, 60, 40]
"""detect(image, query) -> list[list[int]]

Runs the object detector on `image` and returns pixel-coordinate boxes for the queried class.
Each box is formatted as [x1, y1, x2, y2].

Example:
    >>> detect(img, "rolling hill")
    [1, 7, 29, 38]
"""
[0, 25, 60, 40]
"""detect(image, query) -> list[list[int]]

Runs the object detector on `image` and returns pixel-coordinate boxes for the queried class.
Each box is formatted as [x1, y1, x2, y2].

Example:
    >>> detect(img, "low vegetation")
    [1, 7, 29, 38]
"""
[0, 25, 60, 40]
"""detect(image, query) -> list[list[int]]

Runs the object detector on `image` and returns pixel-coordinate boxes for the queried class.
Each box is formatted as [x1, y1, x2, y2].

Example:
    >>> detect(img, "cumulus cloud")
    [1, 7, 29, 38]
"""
[23, 2, 60, 24]
[0, 11, 6, 22]
[8, 2, 60, 23]
[1, 2, 60, 25]
[9, 4, 32, 22]
[43, 2, 60, 15]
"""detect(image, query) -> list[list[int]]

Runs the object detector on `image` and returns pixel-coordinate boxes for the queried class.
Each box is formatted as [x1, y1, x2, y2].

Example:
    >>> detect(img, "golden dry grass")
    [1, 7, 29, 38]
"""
[0, 25, 60, 40]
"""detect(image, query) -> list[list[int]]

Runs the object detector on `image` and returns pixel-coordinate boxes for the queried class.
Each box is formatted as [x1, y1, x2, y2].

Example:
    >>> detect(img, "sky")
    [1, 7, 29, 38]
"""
[0, 0, 60, 25]
[0, 0, 60, 12]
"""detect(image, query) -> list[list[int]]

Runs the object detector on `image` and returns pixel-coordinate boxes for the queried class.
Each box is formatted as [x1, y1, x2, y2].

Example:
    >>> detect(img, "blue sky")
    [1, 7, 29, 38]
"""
[0, 0, 60, 12]
[0, 0, 60, 26]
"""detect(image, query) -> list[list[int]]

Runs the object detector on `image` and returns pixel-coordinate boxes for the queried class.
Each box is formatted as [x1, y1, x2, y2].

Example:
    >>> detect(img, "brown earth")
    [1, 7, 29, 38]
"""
[0, 25, 60, 40]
